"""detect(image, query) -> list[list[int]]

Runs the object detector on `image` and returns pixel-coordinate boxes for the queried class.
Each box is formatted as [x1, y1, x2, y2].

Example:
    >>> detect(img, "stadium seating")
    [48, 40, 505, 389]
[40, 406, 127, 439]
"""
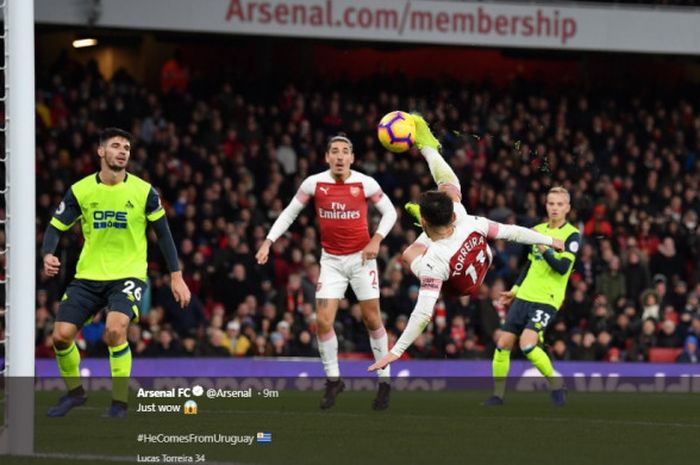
[648, 348, 683, 363]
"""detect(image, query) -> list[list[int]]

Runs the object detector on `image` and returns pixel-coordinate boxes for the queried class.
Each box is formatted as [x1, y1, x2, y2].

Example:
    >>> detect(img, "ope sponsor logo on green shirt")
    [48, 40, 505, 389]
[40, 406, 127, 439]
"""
[92, 210, 128, 229]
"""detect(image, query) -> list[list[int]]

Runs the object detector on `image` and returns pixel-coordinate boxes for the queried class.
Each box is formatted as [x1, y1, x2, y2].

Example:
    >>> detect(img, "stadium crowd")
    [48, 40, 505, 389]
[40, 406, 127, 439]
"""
[27, 54, 700, 364]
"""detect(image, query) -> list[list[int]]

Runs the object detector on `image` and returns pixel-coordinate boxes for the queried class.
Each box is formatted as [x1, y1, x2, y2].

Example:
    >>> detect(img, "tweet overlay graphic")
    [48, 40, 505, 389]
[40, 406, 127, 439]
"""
[15, 375, 698, 465]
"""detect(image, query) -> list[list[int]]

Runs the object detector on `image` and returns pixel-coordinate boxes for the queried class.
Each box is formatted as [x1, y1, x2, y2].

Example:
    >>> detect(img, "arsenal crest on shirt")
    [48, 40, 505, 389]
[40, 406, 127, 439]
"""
[350, 186, 360, 197]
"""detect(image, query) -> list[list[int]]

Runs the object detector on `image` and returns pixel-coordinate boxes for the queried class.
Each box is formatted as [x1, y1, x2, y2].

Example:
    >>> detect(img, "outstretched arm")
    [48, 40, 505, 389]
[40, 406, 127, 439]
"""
[368, 276, 442, 371]
[255, 196, 307, 264]
[256, 177, 314, 264]
[486, 221, 564, 251]
[266, 197, 307, 243]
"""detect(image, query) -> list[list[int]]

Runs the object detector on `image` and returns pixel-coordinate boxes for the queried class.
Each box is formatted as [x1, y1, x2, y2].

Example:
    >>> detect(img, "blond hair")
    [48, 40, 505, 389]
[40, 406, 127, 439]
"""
[547, 186, 570, 203]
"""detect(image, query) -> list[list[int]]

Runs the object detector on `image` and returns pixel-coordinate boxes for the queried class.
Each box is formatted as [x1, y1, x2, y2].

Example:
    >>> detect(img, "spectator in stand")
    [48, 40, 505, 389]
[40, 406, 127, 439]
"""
[269, 332, 289, 356]
[640, 289, 661, 321]
[689, 315, 700, 339]
[144, 326, 184, 357]
[219, 263, 252, 313]
[276, 134, 298, 176]
[572, 331, 598, 361]
[596, 255, 626, 306]
[477, 282, 507, 355]
[276, 273, 309, 316]
[651, 237, 686, 283]
[584, 204, 613, 239]
[637, 220, 660, 259]
[461, 336, 483, 360]
[657, 320, 682, 348]
[550, 339, 570, 361]
[595, 331, 613, 360]
[631, 319, 659, 361]
[587, 297, 611, 335]
[574, 243, 600, 290]
[225, 319, 251, 356]
[407, 332, 432, 359]
[668, 280, 688, 313]
[564, 281, 592, 328]
[624, 249, 651, 301]
[676, 335, 699, 363]
[127, 326, 148, 357]
[291, 330, 316, 357]
[606, 347, 621, 363]
[201, 329, 232, 357]
[160, 49, 189, 95]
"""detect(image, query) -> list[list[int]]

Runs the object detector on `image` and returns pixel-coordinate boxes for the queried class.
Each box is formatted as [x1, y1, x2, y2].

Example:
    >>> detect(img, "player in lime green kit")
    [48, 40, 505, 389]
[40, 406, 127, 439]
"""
[42, 128, 191, 417]
[483, 186, 580, 407]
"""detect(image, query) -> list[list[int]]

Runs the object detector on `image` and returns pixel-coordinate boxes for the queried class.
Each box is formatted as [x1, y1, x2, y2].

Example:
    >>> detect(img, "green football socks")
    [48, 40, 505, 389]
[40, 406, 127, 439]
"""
[523, 345, 563, 390]
[55, 341, 83, 392]
[109, 342, 132, 404]
[492, 348, 511, 399]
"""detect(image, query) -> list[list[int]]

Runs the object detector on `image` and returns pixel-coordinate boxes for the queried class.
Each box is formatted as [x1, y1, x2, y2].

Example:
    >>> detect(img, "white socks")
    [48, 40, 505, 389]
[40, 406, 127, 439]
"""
[369, 327, 391, 380]
[318, 327, 391, 380]
[317, 329, 340, 379]
[422, 146, 460, 189]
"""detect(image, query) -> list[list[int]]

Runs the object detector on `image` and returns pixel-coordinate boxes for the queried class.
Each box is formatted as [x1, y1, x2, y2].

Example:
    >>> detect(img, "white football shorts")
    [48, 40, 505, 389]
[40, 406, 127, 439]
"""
[316, 250, 380, 301]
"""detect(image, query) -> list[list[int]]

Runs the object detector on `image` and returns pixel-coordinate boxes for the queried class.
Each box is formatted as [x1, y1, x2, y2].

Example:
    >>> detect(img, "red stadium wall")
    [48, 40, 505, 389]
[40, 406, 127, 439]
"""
[312, 45, 578, 84]
[36, 28, 697, 90]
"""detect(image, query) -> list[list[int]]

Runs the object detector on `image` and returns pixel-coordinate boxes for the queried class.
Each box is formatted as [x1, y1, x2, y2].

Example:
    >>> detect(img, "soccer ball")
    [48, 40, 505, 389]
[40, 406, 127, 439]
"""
[377, 111, 416, 153]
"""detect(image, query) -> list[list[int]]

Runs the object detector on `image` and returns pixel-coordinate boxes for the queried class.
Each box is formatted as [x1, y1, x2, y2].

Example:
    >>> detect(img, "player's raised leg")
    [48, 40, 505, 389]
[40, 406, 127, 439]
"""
[403, 113, 462, 260]
[103, 310, 132, 417]
[47, 321, 87, 417]
[316, 297, 344, 409]
[412, 114, 461, 194]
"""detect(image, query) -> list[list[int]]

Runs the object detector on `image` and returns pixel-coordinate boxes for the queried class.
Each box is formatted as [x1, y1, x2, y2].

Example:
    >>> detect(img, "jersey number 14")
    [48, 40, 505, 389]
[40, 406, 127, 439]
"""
[465, 249, 487, 284]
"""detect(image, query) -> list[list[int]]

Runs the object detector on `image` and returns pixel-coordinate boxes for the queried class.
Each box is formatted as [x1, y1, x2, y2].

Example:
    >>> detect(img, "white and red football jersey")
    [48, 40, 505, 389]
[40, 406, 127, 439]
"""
[295, 170, 385, 255]
[416, 202, 493, 296]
